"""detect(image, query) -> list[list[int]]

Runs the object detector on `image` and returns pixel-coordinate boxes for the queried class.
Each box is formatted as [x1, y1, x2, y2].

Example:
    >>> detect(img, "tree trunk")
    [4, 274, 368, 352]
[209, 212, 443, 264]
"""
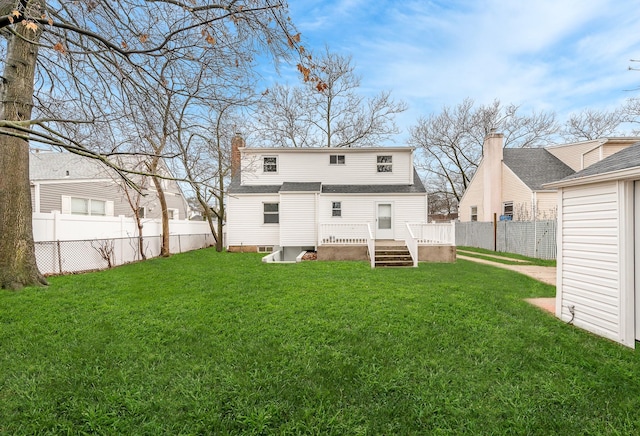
[0, 12, 47, 290]
[151, 174, 170, 257]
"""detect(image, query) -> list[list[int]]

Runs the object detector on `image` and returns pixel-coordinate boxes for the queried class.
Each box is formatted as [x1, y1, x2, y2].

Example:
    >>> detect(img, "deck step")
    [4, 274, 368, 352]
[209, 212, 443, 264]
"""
[374, 246, 414, 268]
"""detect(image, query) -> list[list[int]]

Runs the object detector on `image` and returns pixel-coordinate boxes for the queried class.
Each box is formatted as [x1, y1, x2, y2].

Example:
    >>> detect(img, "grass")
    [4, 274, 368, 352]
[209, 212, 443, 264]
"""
[457, 246, 557, 267]
[1, 248, 638, 434]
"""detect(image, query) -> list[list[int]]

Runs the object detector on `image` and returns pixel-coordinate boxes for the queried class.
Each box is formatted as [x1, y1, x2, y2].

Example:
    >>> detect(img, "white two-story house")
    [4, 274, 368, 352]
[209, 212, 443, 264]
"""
[226, 137, 456, 265]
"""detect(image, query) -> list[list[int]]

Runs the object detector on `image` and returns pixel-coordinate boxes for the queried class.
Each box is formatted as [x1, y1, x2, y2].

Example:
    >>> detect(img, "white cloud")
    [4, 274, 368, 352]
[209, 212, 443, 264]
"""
[282, 0, 640, 142]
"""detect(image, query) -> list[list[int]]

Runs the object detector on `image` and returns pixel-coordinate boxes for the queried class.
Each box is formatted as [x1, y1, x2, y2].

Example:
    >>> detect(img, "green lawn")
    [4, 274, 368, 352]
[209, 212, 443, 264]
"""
[457, 246, 557, 267]
[1, 249, 638, 434]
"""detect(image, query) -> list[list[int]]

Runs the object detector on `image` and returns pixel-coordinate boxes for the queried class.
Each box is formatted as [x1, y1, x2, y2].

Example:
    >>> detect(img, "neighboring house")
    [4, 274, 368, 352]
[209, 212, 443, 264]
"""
[29, 151, 189, 220]
[458, 135, 640, 222]
[226, 139, 455, 264]
[545, 143, 640, 348]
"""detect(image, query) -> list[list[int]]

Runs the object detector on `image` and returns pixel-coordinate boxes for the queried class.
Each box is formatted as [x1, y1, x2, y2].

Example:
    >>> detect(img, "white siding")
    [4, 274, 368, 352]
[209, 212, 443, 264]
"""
[280, 193, 317, 246]
[319, 194, 427, 240]
[240, 149, 413, 186]
[534, 192, 558, 220]
[226, 194, 280, 247]
[458, 163, 485, 222]
[502, 166, 533, 220]
[545, 140, 601, 171]
[558, 182, 621, 342]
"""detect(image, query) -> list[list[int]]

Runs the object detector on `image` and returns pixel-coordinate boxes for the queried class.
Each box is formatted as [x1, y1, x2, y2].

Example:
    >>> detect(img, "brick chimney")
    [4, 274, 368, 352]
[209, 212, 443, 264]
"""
[231, 132, 245, 177]
[482, 130, 504, 221]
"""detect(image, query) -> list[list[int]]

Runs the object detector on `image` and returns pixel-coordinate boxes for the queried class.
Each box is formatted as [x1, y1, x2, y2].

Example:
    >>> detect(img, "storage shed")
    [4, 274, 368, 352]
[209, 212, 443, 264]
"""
[546, 143, 640, 348]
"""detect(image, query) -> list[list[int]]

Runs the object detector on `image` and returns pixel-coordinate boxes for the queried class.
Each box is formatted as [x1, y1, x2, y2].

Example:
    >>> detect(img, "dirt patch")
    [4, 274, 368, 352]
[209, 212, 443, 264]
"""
[301, 251, 317, 261]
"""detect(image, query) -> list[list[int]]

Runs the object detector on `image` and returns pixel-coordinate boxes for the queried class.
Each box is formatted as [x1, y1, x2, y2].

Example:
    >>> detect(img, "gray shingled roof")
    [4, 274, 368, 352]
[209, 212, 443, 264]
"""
[229, 169, 426, 195]
[280, 182, 322, 192]
[29, 152, 158, 181]
[503, 148, 575, 190]
[30, 152, 110, 180]
[557, 141, 640, 181]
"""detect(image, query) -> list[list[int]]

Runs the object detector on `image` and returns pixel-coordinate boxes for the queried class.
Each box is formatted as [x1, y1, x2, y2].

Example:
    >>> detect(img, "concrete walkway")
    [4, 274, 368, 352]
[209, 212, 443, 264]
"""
[456, 252, 557, 314]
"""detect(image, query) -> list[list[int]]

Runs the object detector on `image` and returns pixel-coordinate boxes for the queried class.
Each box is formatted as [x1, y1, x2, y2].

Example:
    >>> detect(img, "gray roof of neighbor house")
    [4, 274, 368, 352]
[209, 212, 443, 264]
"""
[556, 141, 640, 182]
[29, 152, 175, 183]
[503, 148, 575, 190]
[228, 169, 427, 195]
[30, 152, 110, 180]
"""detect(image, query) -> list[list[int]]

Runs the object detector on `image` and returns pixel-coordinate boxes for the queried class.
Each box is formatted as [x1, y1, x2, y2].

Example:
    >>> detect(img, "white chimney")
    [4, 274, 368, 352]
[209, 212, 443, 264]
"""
[482, 131, 504, 222]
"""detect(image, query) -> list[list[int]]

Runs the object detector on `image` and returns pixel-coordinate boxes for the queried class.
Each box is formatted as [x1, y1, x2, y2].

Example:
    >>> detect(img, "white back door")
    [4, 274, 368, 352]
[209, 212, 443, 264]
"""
[376, 202, 394, 239]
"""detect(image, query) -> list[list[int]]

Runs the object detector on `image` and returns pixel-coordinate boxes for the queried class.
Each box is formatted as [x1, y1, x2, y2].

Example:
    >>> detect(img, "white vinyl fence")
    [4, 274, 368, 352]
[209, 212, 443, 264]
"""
[33, 212, 217, 275]
[456, 219, 557, 260]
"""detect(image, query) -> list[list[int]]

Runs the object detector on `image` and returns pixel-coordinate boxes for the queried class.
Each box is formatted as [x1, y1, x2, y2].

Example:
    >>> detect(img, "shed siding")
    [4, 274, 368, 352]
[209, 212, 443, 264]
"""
[559, 182, 620, 341]
[241, 150, 412, 186]
[226, 194, 280, 247]
[280, 193, 317, 246]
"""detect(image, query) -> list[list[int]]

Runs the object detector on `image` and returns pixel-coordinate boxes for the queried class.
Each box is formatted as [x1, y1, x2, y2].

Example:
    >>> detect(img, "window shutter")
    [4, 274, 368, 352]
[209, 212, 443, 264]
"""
[61, 196, 71, 214]
[106, 201, 115, 216]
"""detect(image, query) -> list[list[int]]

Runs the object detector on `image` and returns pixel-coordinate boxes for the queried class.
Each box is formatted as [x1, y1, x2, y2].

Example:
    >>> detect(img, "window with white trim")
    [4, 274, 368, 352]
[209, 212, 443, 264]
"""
[329, 155, 345, 165]
[167, 208, 179, 220]
[470, 206, 478, 222]
[377, 155, 392, 172]
[332, 201, 342, 217]
[62, 196, 113, 216]
[263, 156, 278, 173]
[138, 206, 146, 218]
[503, 201, 513, 219]
[72, 198, 105, 216]
[263, 203, 279, 224]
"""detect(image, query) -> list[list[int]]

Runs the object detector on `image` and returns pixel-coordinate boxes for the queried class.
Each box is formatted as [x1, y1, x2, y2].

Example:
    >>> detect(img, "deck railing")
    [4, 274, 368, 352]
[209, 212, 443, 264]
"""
[318, 222, 375, 268]
[319, 223, 371, 245]
[407, 222, 456, 245]
[405, 223, 419, 267]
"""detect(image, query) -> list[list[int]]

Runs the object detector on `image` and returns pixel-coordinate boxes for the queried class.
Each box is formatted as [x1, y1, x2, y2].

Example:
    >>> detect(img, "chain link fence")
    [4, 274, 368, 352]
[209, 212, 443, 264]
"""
[456, 220, 557, 260]
[35, 233, 215, 275]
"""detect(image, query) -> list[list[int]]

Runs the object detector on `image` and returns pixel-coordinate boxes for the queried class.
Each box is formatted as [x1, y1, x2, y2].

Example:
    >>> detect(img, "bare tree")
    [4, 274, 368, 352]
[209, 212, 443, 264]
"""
[409, 98, 559, 204]
[0, 0, 308, 289]
[561, 107, 626, 140]
[255, 47, 408, 147]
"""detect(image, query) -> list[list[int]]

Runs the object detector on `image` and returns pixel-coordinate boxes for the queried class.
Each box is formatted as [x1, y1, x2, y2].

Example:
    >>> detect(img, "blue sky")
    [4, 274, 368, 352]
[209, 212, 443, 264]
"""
[270, 0, 640, 144]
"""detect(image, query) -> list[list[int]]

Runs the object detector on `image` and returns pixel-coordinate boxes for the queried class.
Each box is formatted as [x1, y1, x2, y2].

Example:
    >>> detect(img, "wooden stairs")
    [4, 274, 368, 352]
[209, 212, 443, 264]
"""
[374, 245, 414, 268]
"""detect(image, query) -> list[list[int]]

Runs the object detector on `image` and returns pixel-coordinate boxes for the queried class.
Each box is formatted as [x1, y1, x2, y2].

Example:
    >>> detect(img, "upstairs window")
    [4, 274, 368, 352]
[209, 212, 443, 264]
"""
[377, 155, 392, 172]
[329, 154, 345, 165]
[263, 203, 279, 224]
[263, 156, 277, 173]
[332, 201, 342, 217]
[470, 206, 478, 222]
